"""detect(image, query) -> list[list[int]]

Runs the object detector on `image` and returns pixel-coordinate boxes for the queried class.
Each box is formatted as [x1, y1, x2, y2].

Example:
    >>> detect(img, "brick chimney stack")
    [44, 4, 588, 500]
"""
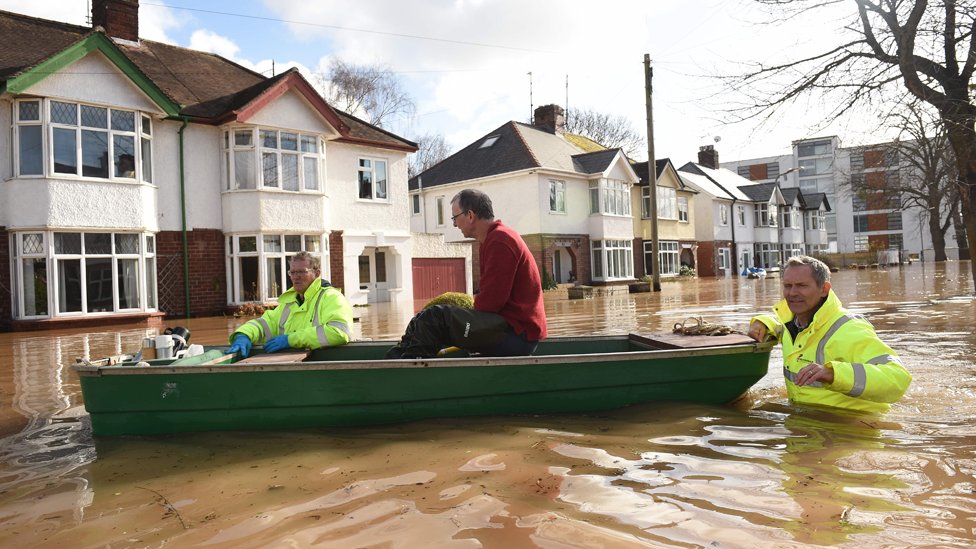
[92, 0, 139, 43]
[534, 104, 565, 135]
[698, 145, 719, 169]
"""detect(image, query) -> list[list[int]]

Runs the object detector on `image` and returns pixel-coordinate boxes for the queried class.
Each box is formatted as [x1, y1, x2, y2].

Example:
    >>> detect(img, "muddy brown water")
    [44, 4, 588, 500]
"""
[0, 263, 973, 548]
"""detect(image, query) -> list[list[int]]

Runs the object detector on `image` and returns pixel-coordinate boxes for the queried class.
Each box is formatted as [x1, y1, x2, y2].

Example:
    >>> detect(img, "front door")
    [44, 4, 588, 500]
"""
[358, 248, 390, 303]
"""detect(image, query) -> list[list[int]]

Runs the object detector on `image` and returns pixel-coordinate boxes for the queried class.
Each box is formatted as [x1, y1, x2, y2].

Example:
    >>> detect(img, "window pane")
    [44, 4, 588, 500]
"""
[54, 233, 81, 254]
[280, 132, 298, 151]
[117, 258, 139, 309]
[141, 137, 153, 182]
[22, 233, 44, 255]
[145, 256, 157, 309]
[18, 125, 43, 175]
[304, 235, 320, 252]
[263, 152, 278, 187]
[235, 130, 253, 146]
[53, 128, 77, 174]
[375, 252, 387, 283]
[263, 235, 282, 252]
[19, 101, 40, 121]
[301, 135, 317, 153]
[51, 101, 77, 125]
[285, 235, 302, 252]
[81, 129, 109, 178]
[303, 157, 318, 190]
[261, 130, 278, 148]
[57, 259, 83, 313]
[145, 234, 155, 253]
[142, 115, 152, 135]
[22, 258, 48, 316]
[240, 257, 259, 301]
[375, 162, 387, 199]
[235, 151, 255, 189]
[358, 256, 370, 284]
[80, 105, 107, 129]
[115, 233, 139, 254]
[238, 236, 257, 252]
[85, 233, 112, 254]
[282, 154, 299, 191]
[359, 169, 373, 199]
[114, 134, 136, 178]
[267, 257, 283, 297]
[111, 110, 135, 132]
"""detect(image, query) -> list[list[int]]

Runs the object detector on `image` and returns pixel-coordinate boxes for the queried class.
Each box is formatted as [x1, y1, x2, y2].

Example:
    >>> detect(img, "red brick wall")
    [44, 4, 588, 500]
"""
[328, 231, 345, 291]
[156, 229, 227, 317]
[697, 241, 717, 277]
[0, 228, 11, 323]
[92, 0, 139, 42]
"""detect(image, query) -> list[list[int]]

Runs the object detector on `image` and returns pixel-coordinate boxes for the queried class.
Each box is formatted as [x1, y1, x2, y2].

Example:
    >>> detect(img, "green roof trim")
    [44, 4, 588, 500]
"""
[4, 33, 181, 116]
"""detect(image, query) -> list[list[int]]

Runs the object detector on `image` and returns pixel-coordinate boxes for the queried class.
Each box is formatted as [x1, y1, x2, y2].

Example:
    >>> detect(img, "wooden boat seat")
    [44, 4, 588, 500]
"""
[629, 332, 756, 350]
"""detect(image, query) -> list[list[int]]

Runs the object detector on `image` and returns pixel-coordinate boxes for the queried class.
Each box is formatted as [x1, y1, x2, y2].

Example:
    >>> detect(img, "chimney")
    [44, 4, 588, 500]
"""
[698, 145, 719, 169]
[534, 104, 565, 134]
[92, 0, 140, 43]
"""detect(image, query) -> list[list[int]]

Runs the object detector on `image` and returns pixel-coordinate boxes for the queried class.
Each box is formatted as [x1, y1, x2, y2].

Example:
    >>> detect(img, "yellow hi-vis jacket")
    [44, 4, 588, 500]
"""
[230, 278, 353, 350]
[751, 290, 911, 413]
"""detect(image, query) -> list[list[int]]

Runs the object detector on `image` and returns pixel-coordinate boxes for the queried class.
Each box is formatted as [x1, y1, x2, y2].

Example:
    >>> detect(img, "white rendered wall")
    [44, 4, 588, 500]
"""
[246, 90, 338, 137]
[25, 52, 162, 115]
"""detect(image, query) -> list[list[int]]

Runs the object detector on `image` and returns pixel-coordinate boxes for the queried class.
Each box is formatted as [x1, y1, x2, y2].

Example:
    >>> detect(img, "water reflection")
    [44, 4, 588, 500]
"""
[0, 262, 974, 547]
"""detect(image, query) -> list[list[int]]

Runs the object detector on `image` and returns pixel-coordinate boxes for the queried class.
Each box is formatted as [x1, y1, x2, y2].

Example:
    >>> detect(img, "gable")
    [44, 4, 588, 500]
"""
[244, 88, 341, 137]
[17, 50, 163, 114]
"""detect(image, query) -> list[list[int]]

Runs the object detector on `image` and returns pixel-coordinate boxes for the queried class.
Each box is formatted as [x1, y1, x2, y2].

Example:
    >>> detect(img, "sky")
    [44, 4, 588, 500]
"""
[0, 0, 895, 166]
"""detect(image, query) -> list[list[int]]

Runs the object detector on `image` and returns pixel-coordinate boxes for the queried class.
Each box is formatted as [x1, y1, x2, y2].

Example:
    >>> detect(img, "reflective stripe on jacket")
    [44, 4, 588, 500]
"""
[230, 278, 353, 350]
[751, 290, 911, 413]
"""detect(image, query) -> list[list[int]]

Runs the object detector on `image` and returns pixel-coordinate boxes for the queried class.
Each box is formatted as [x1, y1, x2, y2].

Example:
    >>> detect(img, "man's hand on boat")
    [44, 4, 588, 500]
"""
[264, 335, 292, 353]
[228, 335, 252, 358]
[748, 321, 768, 342]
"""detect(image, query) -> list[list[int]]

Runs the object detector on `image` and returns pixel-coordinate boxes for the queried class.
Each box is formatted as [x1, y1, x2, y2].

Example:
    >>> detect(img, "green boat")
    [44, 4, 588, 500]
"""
[73, 333, 772, 436]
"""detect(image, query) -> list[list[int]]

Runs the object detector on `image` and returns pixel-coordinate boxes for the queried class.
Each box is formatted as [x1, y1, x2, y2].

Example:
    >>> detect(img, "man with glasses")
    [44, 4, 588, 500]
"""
[386, 188, 547, 359]
[228, 251, 353, 357]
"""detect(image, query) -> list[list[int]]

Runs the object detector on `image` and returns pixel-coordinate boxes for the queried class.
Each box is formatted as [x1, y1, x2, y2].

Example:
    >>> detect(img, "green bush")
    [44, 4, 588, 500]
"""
[679, 265, 696, 277]
[541, 270, 558, 291]
[423, 292, 474, 310]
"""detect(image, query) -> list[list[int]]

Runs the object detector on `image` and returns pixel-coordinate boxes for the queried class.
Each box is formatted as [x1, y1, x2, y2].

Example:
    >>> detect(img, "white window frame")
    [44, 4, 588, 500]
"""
[645, 240, 679, 276]
[226, 234, 326, 304]
[412, 194, 422, 216]
[357, 156, 389, 201]
[14, 99, 152, 182]
[754, 242, 780, 269]
[223, 127, 324, 192]
[719, 204, 729, 226]
[589, 179, 631, 216]
[807, 210, 826, 230]
[436, 196, 446, 227]
[754, 203, 778, 227]
[718, 248, 731, 270]
[678, 196, 689, 222]
[737, 205, 747, 226]
[591, 239, 633, 281]
[657, 186, 677, 219]
[549, 179, 567, 213]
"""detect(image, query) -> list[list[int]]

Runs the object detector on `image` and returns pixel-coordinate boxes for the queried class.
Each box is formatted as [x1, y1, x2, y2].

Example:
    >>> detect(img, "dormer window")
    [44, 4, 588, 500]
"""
[479, 135, 500, 149]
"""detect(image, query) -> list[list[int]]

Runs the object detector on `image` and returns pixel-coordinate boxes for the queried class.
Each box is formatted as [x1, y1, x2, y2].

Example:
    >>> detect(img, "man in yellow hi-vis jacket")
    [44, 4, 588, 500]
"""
[748, 255, 911, 413]
[227, 251, 353, 357]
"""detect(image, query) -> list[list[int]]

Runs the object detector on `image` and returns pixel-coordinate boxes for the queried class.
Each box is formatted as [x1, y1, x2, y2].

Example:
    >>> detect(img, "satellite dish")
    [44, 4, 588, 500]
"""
[714, 136, 722, 143]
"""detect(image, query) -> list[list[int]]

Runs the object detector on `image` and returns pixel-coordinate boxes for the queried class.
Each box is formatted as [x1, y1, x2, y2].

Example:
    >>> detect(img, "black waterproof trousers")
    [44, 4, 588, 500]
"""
[385, 305, 535, 359]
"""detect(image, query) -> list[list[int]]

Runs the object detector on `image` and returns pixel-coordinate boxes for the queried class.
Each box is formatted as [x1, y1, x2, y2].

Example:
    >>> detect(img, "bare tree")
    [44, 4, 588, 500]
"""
[846, 103, 959, 260]
[318, 59, 415, 128]
[730, 1, 976, 289]
[565, 107, 646, 159]
[409, 132, 452, 179]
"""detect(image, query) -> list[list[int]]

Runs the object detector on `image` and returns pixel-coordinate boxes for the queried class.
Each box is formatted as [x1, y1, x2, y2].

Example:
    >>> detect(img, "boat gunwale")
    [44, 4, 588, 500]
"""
[74, 335, 774, 377]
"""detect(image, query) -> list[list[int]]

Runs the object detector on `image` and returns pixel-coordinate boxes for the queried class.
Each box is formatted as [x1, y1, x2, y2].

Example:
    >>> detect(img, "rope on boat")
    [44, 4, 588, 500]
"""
[672, 316, 742, 336]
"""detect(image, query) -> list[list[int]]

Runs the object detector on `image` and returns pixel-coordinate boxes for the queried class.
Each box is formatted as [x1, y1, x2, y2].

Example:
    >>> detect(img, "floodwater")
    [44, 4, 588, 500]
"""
[1, 262, 974, 548]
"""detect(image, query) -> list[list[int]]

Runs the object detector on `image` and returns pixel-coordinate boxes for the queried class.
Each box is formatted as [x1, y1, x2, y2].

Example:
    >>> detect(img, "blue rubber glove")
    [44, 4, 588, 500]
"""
[227, 334, 252, 358]
[264, 334, 292, 353]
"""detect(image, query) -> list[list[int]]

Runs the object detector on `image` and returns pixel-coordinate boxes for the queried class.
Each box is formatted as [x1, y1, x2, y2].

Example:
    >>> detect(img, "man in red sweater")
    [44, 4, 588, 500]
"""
[386, 189, 547, 359]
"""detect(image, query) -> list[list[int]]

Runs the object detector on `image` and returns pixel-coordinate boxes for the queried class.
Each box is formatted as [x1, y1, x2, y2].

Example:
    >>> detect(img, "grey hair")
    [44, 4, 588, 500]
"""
[784, 255, 830, 287]
[451, 188, 494, 220]
[290, 250, 321, 271]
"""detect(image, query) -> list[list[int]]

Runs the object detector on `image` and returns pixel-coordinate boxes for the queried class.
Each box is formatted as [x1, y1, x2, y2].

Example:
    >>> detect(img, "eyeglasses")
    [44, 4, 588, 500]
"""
[288, 269, 315, 277]
[450, 210, 469, 221]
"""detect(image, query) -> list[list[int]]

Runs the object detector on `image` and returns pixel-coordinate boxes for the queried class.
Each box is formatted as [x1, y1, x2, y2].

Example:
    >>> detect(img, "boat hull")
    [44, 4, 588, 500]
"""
[75, 335, 772, 436]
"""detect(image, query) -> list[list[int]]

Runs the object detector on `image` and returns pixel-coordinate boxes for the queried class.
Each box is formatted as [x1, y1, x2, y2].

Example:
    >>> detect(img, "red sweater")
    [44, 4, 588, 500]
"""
[474, 221, 548, 341]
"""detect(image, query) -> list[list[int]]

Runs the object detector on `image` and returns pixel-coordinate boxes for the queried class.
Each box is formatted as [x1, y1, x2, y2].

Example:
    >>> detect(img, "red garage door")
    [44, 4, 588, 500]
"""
[412, 258, 466, 302]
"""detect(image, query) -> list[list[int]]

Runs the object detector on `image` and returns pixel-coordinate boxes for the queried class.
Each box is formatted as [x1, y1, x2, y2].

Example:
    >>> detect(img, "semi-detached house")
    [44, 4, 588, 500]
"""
[0, 1, 418, 330]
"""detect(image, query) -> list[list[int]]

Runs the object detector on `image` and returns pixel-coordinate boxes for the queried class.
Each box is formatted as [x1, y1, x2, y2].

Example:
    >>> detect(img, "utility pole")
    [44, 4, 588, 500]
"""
[644, 54, 661, 291]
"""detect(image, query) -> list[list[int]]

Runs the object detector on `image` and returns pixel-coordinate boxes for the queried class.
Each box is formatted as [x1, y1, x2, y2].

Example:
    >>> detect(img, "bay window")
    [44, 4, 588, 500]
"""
[14, 99, 152, 181]
[10, 231, 156, 319]
[591, 239, 633, 280]
[224, 127, 323, 192]
[657, 187, 677, 219]
[590, 179, 631, 216]
[754, 203, 778, 227]
[644, 241, 678, 276]
[227, 234, 326, 303]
